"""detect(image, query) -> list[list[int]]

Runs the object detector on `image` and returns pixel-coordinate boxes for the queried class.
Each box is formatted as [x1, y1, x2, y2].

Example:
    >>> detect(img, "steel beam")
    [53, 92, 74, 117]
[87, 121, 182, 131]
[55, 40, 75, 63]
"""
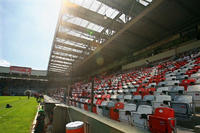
[53, 47, 83, 56]
[97, 0, 145, 17]
[50, 66, 68, 70]
[49, 68, 66, 72]
[51, 57, 74, 64]
[50, 60, 72, 65]
[55, 45, 82, 53]
[63, 1, 123, 31]
[61, 21, 108, 39]
[50, 63, 70, 68]
[57, 32, 100, 47]
[51, 55, 75, 62]
[49, 69, 65, 73]
[49, 61, 73, 66]
[52, 53, 78, 59]
[55, 42, 89, 51]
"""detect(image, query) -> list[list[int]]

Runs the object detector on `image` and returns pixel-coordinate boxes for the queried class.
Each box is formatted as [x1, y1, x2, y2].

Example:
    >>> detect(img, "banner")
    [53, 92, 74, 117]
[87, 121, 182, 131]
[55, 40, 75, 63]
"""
[10, 66, 32, 75]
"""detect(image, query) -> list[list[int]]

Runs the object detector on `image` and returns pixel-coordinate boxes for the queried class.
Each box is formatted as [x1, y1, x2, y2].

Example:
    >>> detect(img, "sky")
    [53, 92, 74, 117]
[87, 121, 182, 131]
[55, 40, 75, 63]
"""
[0, 0, 61, 70]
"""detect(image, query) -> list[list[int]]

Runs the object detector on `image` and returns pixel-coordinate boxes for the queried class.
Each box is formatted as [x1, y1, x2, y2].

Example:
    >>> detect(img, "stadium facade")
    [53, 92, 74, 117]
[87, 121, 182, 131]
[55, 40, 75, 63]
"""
[0, 66, 47, 95]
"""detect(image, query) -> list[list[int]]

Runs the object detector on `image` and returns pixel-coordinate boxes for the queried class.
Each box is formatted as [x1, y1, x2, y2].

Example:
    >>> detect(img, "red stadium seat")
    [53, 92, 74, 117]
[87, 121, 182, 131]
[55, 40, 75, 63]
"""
[136, 88, 148, 98]
[149, 107, 175, 133]
[147, 87, 156, 94]
[102, 94, 107, 100]
[110, 102, 124, 121]
[84, 99, 88, 111]
[92, 105, 97, 114]
[186, 69, 198, 77]
[180, 78, 196, 91]
[193, 65, 200, 71]
[96, 99, 103, 105]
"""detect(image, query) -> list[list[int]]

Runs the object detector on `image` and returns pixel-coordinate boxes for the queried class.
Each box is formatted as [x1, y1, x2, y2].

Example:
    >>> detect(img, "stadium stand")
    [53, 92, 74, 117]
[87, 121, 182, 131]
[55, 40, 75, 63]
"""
[0, 66, 48, 96]
[48, 47, 200, 132]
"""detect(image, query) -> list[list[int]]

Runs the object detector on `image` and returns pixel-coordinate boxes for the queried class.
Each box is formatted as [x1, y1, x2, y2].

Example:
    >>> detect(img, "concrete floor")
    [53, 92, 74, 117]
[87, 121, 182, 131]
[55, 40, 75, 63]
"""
[177, 127, 194, 133]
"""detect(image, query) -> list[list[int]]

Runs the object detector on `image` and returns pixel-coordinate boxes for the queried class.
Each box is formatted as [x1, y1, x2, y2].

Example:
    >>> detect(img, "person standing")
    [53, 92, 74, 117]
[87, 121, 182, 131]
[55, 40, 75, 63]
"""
[26, 91, 31, 99]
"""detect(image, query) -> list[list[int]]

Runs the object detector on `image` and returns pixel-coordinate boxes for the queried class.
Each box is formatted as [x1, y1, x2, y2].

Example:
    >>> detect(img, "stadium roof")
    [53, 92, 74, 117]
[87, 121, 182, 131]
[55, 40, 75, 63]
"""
[48, 0, 200, 77]
[48, 0, 152, 75]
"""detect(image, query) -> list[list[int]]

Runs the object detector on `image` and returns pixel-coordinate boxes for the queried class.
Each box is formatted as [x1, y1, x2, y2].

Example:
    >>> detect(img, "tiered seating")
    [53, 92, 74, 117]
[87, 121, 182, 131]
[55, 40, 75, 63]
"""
[66, 48, 200, 132]
[48, 88, 65, 102]
[70, 82, 92, 111]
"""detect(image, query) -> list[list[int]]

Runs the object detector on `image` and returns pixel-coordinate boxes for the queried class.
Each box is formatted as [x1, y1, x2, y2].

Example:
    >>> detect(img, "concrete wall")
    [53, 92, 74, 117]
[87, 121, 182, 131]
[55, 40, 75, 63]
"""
[0, 66, 47, 76]
[0, 66, 10, 73]
[122, 40, 200, 70]
[52, 104, 70, 133]
[52, 104, 147, 133]
[31, 70, 47, 76]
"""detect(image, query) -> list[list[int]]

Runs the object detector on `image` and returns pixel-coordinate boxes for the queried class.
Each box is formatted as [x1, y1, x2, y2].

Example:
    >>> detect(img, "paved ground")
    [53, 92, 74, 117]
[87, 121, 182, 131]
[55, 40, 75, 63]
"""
[177, 126, 194, 133]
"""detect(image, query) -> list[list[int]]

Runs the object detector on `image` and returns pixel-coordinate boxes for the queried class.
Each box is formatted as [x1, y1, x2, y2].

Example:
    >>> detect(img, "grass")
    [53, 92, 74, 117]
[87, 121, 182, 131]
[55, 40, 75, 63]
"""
[0, 96, 38, 133]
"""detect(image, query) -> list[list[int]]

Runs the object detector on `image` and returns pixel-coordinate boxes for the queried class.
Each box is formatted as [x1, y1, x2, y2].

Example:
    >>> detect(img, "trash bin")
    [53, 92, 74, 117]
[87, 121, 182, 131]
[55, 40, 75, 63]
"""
[66, 121, 84, 133]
